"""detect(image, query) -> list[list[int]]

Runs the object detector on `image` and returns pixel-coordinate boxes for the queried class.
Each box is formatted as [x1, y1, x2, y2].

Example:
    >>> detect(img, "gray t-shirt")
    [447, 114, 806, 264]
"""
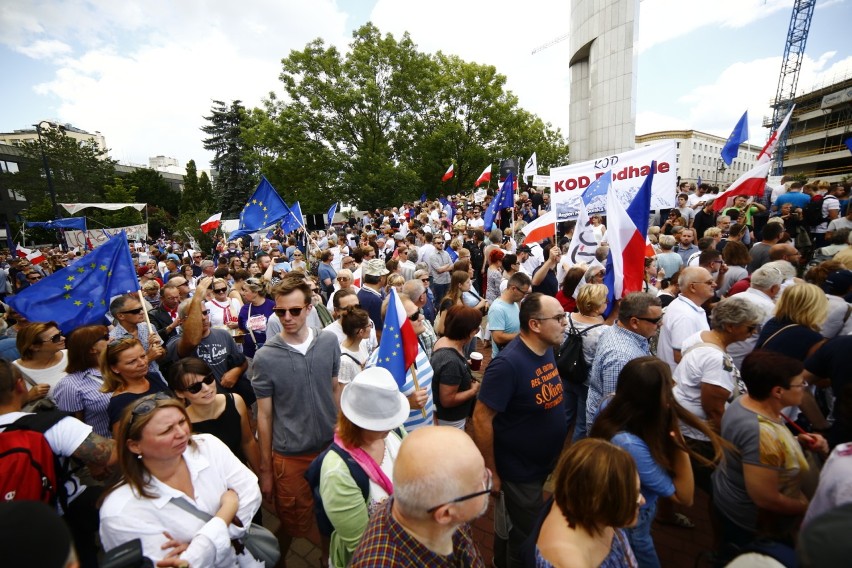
[713, 398, 807, 533]
[165, 328, 246, 381]
[427, 250, 452, 284]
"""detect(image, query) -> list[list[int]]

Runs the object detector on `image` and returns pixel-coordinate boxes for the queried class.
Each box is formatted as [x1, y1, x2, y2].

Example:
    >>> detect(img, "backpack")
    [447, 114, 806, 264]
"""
[305, 429, 403, 537]
[0, 411, 70, 507]
[556, 317, 604, 385]
[802, 196, 825, 227]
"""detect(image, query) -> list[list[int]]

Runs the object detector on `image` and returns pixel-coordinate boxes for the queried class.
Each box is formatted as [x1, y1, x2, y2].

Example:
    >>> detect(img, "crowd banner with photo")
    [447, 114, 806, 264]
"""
[549, 141, 677, 220]
[65, 223, 149, 249]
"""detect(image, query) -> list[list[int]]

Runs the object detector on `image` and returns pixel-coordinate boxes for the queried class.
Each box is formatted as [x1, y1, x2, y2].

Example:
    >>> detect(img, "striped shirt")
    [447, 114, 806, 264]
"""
[53, 369, 112, 438]
[368, 343, 435, 431]
[586, 325, 651, 426]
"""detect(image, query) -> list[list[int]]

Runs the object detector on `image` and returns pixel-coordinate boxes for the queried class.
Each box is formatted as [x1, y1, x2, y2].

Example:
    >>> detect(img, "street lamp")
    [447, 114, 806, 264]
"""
[33, 121, 65, 248]
[714, 158, 727, 188]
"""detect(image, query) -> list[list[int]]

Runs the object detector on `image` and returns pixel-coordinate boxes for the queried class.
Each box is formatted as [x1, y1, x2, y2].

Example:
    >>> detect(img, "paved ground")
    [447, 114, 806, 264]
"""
[269, 339, 718, 568]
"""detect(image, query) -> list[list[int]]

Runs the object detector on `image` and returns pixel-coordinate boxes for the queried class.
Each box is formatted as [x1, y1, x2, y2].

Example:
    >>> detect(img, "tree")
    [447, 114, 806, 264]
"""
[180, 159, 209, 214]
[202, 100, 257, 217]
[3, 126, 116, 206]
[124, 168, 179, 216]
[91, 177, 144, 228]
[243, 23, 569, 210]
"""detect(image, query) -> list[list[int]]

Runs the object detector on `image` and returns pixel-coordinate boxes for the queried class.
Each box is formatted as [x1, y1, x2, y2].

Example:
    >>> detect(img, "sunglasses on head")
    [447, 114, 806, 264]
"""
[273, 305, 309, 318]
[37, 332, 64, 344]
[121, 307, 145, 315]
[129, 392, 173, 425]
[183, 373, 216, 394]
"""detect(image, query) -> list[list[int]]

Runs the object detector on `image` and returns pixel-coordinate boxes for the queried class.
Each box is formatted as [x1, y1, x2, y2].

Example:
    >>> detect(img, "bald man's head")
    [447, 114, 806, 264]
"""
[393, 426, 487, 523]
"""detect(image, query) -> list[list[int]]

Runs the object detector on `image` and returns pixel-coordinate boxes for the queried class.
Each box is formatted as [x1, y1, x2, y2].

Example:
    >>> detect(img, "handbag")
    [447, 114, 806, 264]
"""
[19, 369, 58, 412]
[169, 496, 280, 566]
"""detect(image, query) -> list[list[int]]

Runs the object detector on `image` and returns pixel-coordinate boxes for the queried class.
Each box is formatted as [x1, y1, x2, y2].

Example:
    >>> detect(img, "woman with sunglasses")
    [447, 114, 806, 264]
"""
[12, 321, 68, 408]
[238, 278, 275, 360]
[672, 295, 762, 495]
[53, 325, 113, 438]
[206, 278, 241, 332]
[101, 338, 171, 436]
[100, 393, 265, 568]
[530, 438, 640, 567]
[167, 358, 261, 515]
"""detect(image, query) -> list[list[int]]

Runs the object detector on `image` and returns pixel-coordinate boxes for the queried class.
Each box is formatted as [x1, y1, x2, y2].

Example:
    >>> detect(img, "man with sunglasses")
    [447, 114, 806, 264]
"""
[164, 277, 251, 404]
[350, 426, 487, 567]
[472, 293, 568, 568]
[108, 294, 166, 386]
[487, 272, 532, 358]
[657, 266, 716, 373]
[253, 277, 341, 561]
[585, 292, 662, 429]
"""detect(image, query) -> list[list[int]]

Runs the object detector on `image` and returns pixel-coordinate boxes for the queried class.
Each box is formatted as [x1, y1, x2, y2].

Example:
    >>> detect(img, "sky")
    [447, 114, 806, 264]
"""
[1, 0, 850, 172]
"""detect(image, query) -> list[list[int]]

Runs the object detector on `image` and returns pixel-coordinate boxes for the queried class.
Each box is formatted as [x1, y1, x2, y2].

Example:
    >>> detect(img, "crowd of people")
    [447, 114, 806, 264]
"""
[1, 176, 852, 567]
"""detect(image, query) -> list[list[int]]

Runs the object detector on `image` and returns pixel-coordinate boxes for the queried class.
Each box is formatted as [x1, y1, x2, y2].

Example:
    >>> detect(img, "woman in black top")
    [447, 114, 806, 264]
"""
[429, 305, 482, 429]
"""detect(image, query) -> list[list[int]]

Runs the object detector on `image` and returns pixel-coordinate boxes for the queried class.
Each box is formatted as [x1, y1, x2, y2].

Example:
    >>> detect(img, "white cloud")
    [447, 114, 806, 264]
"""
[2, 0, 352, 167]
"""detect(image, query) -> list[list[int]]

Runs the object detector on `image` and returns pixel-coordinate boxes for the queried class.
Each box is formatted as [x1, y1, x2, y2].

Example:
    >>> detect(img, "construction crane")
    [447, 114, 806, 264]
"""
[768, 0, 816, 175]
[531, 32, 570, 55]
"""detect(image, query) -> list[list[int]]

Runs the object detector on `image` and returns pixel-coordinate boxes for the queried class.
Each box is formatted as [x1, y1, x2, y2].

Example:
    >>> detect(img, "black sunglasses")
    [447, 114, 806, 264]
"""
[273, 305, 309, 318]
[635, 315, 663, 325]
[183, 373, 216, 394]
[37, 332, 64, 344]
[121, 307, 145, 315]
[408, 311, 422, 321]
[213, 288, 228, 293]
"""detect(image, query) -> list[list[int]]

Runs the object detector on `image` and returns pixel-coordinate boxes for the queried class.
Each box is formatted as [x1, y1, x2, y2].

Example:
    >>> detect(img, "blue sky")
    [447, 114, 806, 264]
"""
[0, 0, 849, 171]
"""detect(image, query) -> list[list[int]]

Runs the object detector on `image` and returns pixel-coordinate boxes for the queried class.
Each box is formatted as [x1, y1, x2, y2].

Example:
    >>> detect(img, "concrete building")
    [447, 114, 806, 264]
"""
[635, 130, 760, 188]
[775, 75, 852, 183]
[149, 155, 179, 169]
[0, 122, 107, 154]
[569, 0, 639, 163]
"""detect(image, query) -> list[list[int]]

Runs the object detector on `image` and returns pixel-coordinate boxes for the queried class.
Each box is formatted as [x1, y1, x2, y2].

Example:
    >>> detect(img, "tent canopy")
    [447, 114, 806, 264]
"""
[61, 203, 146, 214]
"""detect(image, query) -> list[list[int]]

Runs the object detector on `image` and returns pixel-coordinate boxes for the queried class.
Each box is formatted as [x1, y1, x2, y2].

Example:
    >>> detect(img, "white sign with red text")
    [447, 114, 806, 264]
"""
[550, 142, 677, 220]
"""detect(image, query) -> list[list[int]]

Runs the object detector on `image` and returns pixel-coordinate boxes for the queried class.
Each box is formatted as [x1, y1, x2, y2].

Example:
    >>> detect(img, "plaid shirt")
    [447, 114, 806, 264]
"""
[350, 498, 484, 568]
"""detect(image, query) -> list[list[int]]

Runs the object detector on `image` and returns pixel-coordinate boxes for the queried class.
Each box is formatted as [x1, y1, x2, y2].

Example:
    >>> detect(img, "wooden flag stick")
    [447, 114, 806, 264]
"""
[137, 289, 159, 343]
[409, 363, 427, 419]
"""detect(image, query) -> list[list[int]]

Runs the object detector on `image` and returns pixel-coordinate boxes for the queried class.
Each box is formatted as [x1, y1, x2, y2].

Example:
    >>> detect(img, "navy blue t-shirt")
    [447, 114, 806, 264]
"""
[478, 336, 567, 483]
[357, 287, 384, 332]
[531, 265, 558, 297]
[107, 377, 171, 427]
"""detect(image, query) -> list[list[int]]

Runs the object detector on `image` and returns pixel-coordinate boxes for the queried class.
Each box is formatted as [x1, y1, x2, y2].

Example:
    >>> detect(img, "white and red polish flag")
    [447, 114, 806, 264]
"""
[757, 105, 795, 164]
[474, 165, 492, 187]
[200, 213, 222, 233]
[441, 164, 454, 182]
[712, 161, 772, 212]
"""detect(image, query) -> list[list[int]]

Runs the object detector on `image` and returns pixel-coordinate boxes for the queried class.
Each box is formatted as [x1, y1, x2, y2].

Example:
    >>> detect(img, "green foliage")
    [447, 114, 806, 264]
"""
[124, 168, 178, 216]
[90, 177, 144, 228]
[180, 159, 210, 214]
[202, 101, 258, 217]
[242, 23, 569, 211]
[8, 126, 116, 206]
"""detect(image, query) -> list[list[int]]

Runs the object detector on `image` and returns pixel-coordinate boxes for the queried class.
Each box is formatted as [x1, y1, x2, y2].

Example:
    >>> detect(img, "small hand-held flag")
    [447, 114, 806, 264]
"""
[376, 287, 420, 387]
[721, 111, 749, 166]
[441, 164, 454, 182]
[200, 212, 222, 233]
[483, 172, 515, 231]
[524, 152, 538, 178]
[474, 164, 492, 187]
[9, 231, 139, 334]
[326, 203, 338, 227]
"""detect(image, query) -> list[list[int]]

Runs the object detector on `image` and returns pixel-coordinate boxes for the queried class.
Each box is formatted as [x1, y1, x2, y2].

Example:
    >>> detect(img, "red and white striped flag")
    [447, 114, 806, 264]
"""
[712, 161, 771, 212]
[441, 164, 454, 182]
[757, 105, 795, 164]
[474, 165, 491, 187]
[200, 212, 222, 233]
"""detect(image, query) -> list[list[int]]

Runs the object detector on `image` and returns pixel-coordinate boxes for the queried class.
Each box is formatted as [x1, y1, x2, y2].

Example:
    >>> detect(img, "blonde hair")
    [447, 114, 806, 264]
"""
[576, 284, 608, 315]
[703, 227, 722, 239]
[774, 283, 829, 331]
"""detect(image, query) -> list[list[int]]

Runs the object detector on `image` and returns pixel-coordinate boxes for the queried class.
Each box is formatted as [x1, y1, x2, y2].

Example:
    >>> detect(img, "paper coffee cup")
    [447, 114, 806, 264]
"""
[470, 352, 483, 371]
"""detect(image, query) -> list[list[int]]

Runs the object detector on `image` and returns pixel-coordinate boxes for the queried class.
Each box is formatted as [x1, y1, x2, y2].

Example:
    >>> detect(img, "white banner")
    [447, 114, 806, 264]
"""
[473, 189, 487, 203]
[65, 223, 149, 249]
[531, 175, 550, 188]
[550, 142, 677, 220]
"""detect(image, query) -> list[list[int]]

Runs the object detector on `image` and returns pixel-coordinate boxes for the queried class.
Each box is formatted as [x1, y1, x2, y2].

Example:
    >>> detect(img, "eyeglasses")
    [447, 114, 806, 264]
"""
[533, 313, 567, 324]
[511, 285, 531, 296]
[36, 332, 64, 344]
[421, 278, 430, 283]
[745, 323, 762, 334]
[427, 468, 492, 513]
[129, 392, 173, 426]
[101, 334, 110, 342]
[786, 381, 809, 390]
[434, 241, 444, 245]
[695, 280, 715, 286]
[273, 305, 309, 318]
[336, 277, 350, 281]
[408, 311, 423, 322]
[200, 309, 210, 316]
[635, 315, 663, 325]
[183, 373, 216, 394]
[27, 275, 42, 281]
[213, 288, 228, 293]
[121, 307, 145, 315]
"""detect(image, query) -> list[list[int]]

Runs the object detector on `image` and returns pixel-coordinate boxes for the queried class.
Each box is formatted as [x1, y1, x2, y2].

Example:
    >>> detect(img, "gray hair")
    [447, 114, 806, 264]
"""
[750, 262, 786, 290]
[393, 472, 464, 521]
[401, 279, 425, 301]
[618, 292, 662, 321]
[200, 260, 214, 269]
[109, 294, 138, 317]
[407, 248, 419, 263]
[711, 295, 762, 329]
[658, 234, 676, 250]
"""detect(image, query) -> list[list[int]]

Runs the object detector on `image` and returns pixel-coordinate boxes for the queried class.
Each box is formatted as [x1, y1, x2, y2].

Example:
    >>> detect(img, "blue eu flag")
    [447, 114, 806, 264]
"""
[326, 203, 338, 227]
[9, 232, 139, 334]
[483, 172, 514, 231]
[721, 111, 749, 166]
[231, 176, 290, 240]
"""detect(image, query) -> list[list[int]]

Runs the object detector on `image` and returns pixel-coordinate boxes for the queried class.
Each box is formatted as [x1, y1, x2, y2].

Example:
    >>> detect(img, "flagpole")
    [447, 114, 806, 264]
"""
[409, 364, 427, 419]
